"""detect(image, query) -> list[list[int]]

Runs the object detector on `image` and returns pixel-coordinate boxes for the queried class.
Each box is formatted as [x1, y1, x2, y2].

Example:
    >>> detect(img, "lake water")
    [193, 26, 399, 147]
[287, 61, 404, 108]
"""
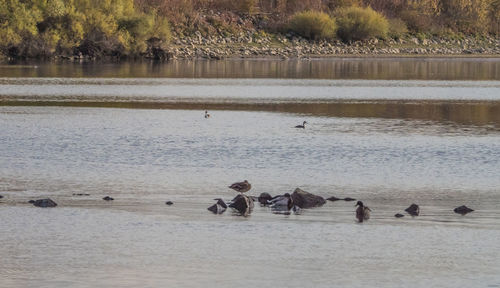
[1, 59, 500, 288]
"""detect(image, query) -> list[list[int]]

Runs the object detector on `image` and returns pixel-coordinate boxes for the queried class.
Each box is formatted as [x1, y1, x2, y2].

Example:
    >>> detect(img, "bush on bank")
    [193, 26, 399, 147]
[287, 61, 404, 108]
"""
[288, 10, 337, 40]
[0, 0, 171, 58]
[336, 6, 389, 41]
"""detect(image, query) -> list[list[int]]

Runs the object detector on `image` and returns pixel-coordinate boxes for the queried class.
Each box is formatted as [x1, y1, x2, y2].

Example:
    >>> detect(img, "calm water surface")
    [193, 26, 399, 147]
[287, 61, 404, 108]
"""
[1, 59, 500, 288]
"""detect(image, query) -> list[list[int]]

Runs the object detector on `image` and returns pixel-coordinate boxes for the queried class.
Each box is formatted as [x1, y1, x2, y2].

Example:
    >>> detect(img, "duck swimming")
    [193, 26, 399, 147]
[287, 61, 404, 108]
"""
[229, 180, 251, 193]
[204, 110, 210, 118]
[355, 201, 371, 222]
[295, 121, 307, 129]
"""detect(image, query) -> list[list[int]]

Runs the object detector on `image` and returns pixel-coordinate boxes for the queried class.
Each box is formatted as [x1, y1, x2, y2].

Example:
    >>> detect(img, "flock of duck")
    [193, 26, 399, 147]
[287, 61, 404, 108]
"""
[206, 180, 475, 222]
[3, 111, 475, 221]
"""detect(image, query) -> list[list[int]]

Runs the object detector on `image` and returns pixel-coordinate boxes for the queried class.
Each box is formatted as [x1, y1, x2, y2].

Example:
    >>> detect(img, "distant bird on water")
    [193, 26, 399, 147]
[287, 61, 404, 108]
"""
[229, 180, 251, 193]
[204, 110, 210, 118]
[355, 201, 371, 223]
[295, 121, 307, 129]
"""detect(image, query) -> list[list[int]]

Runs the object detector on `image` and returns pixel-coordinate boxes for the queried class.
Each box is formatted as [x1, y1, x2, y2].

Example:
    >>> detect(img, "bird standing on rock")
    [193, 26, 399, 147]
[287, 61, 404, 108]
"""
[229, 180, 251, 193]
[355, 201, 371, 222]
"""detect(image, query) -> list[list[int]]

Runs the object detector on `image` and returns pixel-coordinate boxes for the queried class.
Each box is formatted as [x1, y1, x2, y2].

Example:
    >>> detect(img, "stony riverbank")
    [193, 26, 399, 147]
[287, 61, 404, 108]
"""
[165, 33, 500, 60]
[2, 33, 499, 62]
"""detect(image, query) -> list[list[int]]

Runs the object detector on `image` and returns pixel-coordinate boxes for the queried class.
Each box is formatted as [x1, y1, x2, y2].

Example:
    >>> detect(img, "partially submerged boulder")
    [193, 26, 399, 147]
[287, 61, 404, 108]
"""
[165, 201, 174, 205]
[32, 198, 57, 208]
[102, 196, 114, 201]
[228, 194, 254, 215]
[454, 205, 474, 215]
[326, 196, 341, 202]
[258, 193, 272, 205]
[327, 196, 357, 202]
[290, 188, 325, 209]
[395, 213, 405, 218]
[405, 204, 420, 216]
[208, 198, 227, 214]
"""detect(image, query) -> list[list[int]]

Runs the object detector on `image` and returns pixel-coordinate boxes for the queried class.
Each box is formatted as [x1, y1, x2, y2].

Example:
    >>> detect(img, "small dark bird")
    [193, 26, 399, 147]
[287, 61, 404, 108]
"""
[165, 201, 173, 205]
[295, 121, 307, 129]
[454, 205, 474, 215]
[395, 213, 405, 218]
[405, 204, 420, 216]
[204, 110, 210, 118]
[355, 201, 371, 222]
[229, 180, 251, 193]
[103, 196, 114, 201]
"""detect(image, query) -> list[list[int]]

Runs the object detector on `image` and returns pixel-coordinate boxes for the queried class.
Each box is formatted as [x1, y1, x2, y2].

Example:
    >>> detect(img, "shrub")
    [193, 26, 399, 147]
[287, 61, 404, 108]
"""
[289, 11, 336, 40]
[336, 6, 389, 41]
[387, 18, 408, 39]
[239, 0, 256, 14]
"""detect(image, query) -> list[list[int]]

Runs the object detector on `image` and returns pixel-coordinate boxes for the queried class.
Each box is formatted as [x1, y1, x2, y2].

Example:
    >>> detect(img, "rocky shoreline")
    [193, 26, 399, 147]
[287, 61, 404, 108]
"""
[165, 33, 500, 60]
[1, 34, 499, 62]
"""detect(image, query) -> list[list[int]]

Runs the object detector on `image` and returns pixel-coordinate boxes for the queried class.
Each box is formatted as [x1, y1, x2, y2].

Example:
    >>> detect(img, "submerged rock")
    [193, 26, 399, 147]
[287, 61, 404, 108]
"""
[258, 193, 272, 205]
[454, 205, 474, 215]
[343, 197, 356, 202]
[395, 213, 405, 218]
[165, 201, 174, 205]
[207, 198, 227, 214]
[290, 188, 325, 209]
[326, 196, 341, 202]
[102, 196, 114, 201]
[32, 198, 57, 208]
[228, 194, 254, 216]
[405, 204, 420, 216]
[73, 193, 90, 196]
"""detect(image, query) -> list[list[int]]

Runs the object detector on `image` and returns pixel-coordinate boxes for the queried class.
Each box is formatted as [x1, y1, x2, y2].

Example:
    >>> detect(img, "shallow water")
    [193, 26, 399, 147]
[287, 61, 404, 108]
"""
[1, 59, 500, 287]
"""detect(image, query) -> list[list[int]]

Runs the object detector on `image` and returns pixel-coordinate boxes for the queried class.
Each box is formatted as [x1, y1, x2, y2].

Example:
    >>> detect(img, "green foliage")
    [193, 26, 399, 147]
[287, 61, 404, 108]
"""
[289, 10, 337, 40]
[0, 0, 172, 57]
[387, 18, 408, 39]
[0, 0, 42, 45]
[336, 6, 389, 41]
[239, 0, 256, 14]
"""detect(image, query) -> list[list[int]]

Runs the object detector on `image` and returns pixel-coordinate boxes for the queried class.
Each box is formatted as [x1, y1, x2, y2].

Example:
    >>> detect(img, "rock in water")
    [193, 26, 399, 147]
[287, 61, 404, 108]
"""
[454, 205, 474, 215]
[165, 201, 174, 205]
[208, 198, 227, 214]
[343, 197, 356, 201]
[290, 188, 325, 209]
[326, 196, 341, 202]
[102, 196, 114, 201]
[405, 204, 420, 216]
[395, 213, 405, 218]
[32, 198, 57, 208]
[258, 193, 272, 205]
[228, 194, 254, 215]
